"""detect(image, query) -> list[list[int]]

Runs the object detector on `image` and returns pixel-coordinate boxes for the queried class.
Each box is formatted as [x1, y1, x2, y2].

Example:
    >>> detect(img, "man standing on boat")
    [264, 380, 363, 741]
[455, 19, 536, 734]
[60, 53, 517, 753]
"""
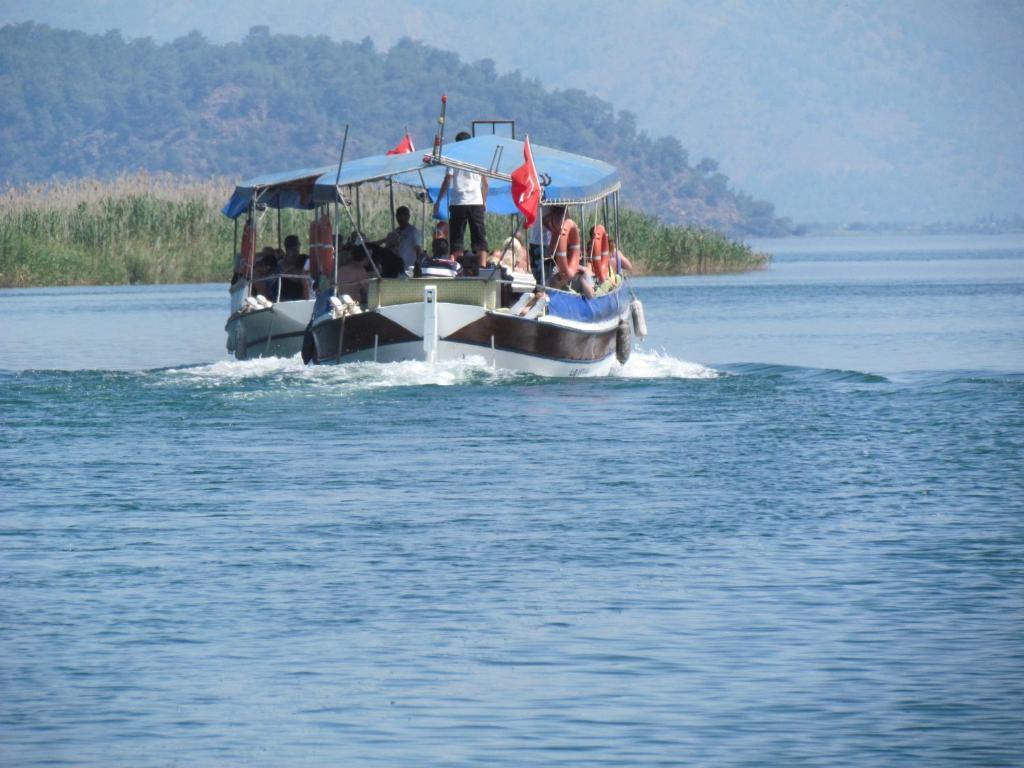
[433, 131, 488, 275]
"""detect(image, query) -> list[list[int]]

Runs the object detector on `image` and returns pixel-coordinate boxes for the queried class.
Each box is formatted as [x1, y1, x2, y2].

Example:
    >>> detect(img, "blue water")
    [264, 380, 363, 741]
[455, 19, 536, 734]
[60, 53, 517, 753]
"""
[2, 235, 1023, 766]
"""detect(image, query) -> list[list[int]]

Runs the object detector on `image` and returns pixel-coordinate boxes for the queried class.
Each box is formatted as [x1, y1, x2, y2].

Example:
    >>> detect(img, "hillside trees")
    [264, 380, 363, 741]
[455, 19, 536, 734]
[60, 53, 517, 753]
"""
[0, 22, 788, 236]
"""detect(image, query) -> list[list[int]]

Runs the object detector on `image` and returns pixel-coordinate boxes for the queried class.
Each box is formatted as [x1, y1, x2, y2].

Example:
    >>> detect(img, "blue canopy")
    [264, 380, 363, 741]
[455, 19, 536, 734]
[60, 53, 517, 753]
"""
[310, 135, 619, 218]
[433, 135, 620, 205]
[222, 164, 337, 220]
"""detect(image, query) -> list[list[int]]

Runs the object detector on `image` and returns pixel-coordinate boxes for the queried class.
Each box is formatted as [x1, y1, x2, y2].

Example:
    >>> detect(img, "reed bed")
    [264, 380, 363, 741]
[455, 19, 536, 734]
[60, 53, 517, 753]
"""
[0, 174, 766, 288]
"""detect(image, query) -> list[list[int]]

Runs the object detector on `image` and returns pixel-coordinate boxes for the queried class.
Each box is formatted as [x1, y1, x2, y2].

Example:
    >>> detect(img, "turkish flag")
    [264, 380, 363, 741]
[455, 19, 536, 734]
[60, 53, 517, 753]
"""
[386, 133, 415, 155]
[510, 135, 541, 228]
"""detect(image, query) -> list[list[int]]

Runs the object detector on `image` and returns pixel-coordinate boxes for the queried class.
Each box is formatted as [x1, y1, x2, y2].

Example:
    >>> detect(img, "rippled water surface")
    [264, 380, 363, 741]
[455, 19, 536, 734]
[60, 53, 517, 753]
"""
[2, 235, 1023, 766]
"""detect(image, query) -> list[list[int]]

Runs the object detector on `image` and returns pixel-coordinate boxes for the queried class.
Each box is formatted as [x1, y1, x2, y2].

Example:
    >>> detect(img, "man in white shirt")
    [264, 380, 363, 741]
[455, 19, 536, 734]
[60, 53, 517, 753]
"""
[433, 131, 489, 275]
[385, 205, 424, 271]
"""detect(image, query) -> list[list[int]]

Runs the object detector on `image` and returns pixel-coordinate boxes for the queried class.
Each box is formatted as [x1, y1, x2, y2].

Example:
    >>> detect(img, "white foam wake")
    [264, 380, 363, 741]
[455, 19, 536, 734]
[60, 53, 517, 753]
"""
[164, 354, 520, 389]
[164, 349, 717, 389]
[612, 349, 719, 379]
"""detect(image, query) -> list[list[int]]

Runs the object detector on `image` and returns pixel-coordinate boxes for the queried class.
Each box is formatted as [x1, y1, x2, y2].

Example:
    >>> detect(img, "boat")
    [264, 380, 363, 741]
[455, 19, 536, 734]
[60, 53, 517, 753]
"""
[221, 165, 332, 359]
[303, 120, 646, 377]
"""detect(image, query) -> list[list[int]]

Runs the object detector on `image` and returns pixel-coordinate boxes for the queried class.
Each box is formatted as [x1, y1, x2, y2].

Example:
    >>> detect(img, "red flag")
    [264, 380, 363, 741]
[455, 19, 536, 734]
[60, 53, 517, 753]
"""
[386, 133, 415, 155]
[511, 135, 541, 227]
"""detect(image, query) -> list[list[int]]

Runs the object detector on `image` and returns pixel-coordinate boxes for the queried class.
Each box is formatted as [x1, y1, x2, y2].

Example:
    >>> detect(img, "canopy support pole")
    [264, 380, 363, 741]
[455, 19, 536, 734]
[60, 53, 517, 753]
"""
[332, 126, 350, 290]
[389, 178, 396, 229]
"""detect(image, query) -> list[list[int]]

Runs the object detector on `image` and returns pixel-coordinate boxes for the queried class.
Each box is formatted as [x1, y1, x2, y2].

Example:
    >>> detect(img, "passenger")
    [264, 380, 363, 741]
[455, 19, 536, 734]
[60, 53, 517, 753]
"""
[278, 234, 308, 301]
[516, 286, 548, 318]
[528, 212, 551, 280]
[543, 207, 594, 298]
[418, 238, 462, 278]
[490, 233, 529, 272]
[387, 205, 424, 271]
[336, 247, 372, 303]
[433, 130, 488, 275]
[368, 237, 406, 279]
[608, 237, 634, 273]
[252, 248, 280, 301]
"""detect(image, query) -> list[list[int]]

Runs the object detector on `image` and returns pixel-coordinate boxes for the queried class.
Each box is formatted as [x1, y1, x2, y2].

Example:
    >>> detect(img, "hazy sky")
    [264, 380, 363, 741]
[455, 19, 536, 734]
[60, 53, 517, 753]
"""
[2, 0, 1022, 222]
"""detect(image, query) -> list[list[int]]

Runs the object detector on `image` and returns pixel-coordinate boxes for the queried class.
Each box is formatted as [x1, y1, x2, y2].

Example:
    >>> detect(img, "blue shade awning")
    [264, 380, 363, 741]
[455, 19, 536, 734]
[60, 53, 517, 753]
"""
[222, 165, 337, 220]
[433, 135, 620, 204]
[309, 136, 619, 217]
[311, 153, 438, 202]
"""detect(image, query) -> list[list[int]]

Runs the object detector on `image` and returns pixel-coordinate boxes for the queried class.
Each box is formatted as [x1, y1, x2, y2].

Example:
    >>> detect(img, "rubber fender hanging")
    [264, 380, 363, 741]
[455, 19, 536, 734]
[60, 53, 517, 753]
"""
[630, 299, 648, 338]
[616, 318, 631, 364]
[235, 323, 247, 360]
[301, 324, 315, 364]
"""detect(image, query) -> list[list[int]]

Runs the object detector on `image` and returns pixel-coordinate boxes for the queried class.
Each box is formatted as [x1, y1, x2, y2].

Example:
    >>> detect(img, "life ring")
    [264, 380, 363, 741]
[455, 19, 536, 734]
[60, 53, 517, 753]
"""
[239, 219, 256, 279]
[555, 217, 581, 280]
[590, 224, 610, 282]
[309, 212, 335, 281]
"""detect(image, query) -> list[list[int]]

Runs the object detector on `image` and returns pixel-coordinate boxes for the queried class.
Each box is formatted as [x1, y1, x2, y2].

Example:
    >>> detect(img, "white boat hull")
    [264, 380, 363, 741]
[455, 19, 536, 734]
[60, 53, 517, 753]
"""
[226, 298, 315, 360]
[310, 285, 630, 377]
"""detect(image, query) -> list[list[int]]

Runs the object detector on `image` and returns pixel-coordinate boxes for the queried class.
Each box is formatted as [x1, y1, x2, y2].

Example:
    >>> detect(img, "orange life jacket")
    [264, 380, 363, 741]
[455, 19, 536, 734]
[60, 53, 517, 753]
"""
[589, 225, 610, 282]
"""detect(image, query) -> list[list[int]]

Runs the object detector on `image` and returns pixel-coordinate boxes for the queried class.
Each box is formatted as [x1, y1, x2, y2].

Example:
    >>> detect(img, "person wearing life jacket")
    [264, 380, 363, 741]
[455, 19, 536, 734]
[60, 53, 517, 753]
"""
[608, 237, 634, 275]
[543, 206, 594, 298]
[586, 225, 612, 284]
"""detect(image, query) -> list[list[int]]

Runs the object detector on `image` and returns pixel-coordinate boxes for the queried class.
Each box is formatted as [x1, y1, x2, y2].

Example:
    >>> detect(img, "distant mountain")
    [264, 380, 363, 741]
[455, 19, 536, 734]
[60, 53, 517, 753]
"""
[0, 23, 788, 236]
[4, 0, 1019, 223]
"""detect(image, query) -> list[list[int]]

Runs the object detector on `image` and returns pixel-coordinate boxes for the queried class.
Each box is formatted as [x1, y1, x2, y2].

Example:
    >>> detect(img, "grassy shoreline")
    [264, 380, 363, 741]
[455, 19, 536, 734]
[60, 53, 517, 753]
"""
[0, 174, 767, 288]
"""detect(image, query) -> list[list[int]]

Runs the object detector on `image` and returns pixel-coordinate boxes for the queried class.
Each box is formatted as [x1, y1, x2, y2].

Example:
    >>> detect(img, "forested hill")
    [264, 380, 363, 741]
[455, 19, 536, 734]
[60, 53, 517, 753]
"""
[0, 23, 789, 236]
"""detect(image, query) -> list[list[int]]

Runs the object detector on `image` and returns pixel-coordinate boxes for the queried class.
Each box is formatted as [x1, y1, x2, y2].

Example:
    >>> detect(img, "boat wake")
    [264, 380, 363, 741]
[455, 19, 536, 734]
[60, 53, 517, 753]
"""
[613, 350, 719, 379]
[163, 349, 717, 390]
[164, 354, 523, 390]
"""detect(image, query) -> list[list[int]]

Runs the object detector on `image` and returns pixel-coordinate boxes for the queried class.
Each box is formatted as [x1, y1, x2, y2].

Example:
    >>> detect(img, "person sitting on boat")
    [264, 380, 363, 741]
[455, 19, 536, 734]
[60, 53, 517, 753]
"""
[433, 130, 488, 276]
[608, 237, 633, 275]
[490, 233, 529, 272]
[418, 237, 462, 278]
[278, 234, 308, 301]
[386, 205, 424, 271]
[336, 247, 372, 304]
[252, 248, 280, 302]
[543, 206, 595, 298]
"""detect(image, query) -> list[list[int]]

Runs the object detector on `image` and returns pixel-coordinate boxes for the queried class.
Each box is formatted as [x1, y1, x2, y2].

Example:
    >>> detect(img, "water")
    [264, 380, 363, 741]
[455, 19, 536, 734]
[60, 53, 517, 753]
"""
[2, 235, 1023, 766]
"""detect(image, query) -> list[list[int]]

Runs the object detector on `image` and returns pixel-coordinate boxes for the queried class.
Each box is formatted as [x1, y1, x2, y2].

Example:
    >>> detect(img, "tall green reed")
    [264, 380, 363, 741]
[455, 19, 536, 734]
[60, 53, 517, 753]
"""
[0, 174, 766, 287]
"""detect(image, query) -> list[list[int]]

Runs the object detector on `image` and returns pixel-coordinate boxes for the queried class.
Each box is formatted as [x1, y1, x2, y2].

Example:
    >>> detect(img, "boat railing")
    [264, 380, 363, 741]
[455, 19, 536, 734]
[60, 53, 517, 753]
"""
[249, 273, 312, 303]
[367, 276, 500, 310]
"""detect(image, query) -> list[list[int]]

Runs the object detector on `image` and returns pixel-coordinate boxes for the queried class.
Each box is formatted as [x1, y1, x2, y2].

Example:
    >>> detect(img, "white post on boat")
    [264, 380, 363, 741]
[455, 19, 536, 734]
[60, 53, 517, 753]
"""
[423, 285, 438, 363]
[536, 212, 546, 286]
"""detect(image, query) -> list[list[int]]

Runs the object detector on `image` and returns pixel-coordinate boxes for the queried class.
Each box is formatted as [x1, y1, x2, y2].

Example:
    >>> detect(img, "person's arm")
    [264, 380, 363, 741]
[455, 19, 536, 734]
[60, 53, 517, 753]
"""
[480, 175, 488, 207]
[433, 172, 451, 216]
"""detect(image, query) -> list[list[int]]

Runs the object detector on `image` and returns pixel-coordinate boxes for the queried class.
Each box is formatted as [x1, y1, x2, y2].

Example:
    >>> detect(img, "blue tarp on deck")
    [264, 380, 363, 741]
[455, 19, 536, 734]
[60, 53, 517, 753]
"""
[545, 285, 628, 324]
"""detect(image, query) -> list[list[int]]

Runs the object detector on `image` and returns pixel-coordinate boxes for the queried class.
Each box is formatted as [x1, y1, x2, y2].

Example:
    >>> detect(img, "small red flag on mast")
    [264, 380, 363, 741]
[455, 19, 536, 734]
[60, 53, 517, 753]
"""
[510, 135, 541, 228]
[386, 133, 415, 155]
